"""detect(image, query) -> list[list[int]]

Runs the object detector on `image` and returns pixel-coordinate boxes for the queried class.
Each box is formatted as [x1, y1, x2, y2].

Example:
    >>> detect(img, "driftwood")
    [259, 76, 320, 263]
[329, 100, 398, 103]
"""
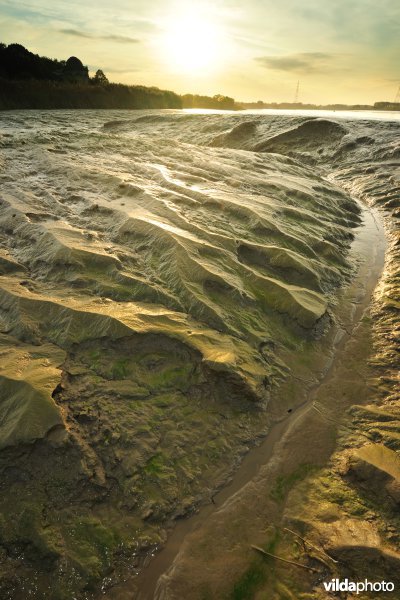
[251, 545, 319, 573]
[283, 527, 338, 564]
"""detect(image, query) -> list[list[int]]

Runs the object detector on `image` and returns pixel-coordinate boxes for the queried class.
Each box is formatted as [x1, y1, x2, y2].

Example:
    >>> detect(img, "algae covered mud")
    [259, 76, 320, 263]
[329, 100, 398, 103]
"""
[0, 109, 398, 599]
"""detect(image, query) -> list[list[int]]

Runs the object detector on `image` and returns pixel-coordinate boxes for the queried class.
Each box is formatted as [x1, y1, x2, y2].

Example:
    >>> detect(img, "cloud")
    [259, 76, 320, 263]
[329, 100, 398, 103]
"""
[255, 52, 334, 73]
[60, 28, 139, 44]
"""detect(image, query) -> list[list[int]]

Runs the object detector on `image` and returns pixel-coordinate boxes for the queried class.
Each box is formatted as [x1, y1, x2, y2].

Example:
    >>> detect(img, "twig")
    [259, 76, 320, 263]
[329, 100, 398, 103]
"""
[251, 545, 319, 573]
[283, 527, 338, 564]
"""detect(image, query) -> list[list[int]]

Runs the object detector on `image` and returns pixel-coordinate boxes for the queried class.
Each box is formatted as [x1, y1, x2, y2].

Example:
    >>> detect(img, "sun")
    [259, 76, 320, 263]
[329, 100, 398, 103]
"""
[161, 10, 223, 74]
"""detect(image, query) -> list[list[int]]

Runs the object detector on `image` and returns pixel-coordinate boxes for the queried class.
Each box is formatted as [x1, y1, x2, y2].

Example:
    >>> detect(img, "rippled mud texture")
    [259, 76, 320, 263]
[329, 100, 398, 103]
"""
[278, 118, 400, 600]
[150, 114, 399, 600]
[0, 110, 397, 599]
[276, 116, 400, 600]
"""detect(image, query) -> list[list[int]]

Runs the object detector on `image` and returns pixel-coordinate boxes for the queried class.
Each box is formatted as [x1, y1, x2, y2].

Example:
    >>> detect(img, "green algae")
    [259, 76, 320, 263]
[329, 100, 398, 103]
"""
[230, 529, 280, 600]
[61, 517, 119, 582]
[270, 464, 317, 503]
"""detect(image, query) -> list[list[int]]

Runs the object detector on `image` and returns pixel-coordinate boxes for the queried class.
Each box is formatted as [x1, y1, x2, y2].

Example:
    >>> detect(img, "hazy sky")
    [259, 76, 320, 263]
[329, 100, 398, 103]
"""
[0, 0, 399, 103]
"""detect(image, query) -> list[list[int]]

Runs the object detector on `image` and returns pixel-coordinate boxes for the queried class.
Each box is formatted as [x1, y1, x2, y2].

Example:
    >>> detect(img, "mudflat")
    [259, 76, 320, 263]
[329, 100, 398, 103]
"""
[0, 110, 398, 599]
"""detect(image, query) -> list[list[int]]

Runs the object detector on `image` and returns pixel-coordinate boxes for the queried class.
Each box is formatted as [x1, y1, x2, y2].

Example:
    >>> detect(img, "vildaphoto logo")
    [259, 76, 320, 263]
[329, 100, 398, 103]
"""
[323, 578, 395, 594]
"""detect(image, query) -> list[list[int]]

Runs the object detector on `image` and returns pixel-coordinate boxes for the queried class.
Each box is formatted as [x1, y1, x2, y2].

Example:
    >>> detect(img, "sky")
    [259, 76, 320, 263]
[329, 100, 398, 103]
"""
[0, 0, 399, 104]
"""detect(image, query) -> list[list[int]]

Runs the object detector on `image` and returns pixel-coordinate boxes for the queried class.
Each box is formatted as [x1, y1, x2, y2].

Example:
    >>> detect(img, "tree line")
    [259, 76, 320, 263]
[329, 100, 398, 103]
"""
[0, 42, 239, 111]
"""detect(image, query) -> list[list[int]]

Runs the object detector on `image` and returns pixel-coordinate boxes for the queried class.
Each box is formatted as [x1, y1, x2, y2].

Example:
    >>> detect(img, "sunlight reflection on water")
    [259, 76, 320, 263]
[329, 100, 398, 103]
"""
[184, 107, 400, 122]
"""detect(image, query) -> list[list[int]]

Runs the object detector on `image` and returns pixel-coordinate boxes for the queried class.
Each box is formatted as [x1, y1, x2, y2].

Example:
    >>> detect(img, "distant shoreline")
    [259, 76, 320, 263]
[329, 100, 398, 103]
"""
[0, 78, 182, 111]
[1, 43, 398, 113]
[0, 79, 240, 111]
[1, 87, 399, 113]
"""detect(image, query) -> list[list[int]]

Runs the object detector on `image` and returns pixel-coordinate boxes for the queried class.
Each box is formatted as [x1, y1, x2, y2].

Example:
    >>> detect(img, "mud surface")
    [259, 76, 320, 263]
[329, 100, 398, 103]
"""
[109, 201, 386, 599]
[0, 110, 398, 599]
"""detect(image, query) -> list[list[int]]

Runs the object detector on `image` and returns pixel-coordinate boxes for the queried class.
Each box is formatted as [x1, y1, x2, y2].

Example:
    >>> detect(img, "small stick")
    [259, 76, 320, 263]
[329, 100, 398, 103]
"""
[251, 545, 319, 573]
[283, 527, 338, 564]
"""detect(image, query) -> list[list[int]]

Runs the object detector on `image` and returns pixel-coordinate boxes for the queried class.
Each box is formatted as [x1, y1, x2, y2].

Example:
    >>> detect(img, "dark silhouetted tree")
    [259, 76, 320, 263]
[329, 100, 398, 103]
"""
[0, 43, 66, 80]
[93, 69, 109, 85]
[63, 56, 89, 82]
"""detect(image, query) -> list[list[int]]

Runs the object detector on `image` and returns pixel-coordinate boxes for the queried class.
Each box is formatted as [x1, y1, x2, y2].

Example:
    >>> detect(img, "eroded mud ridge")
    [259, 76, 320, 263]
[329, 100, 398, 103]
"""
[0, 110, 398, 599]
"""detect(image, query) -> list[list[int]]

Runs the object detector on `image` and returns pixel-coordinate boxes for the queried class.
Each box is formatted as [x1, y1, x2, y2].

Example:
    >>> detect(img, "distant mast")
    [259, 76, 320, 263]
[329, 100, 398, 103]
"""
[293, 80, 300, 104]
